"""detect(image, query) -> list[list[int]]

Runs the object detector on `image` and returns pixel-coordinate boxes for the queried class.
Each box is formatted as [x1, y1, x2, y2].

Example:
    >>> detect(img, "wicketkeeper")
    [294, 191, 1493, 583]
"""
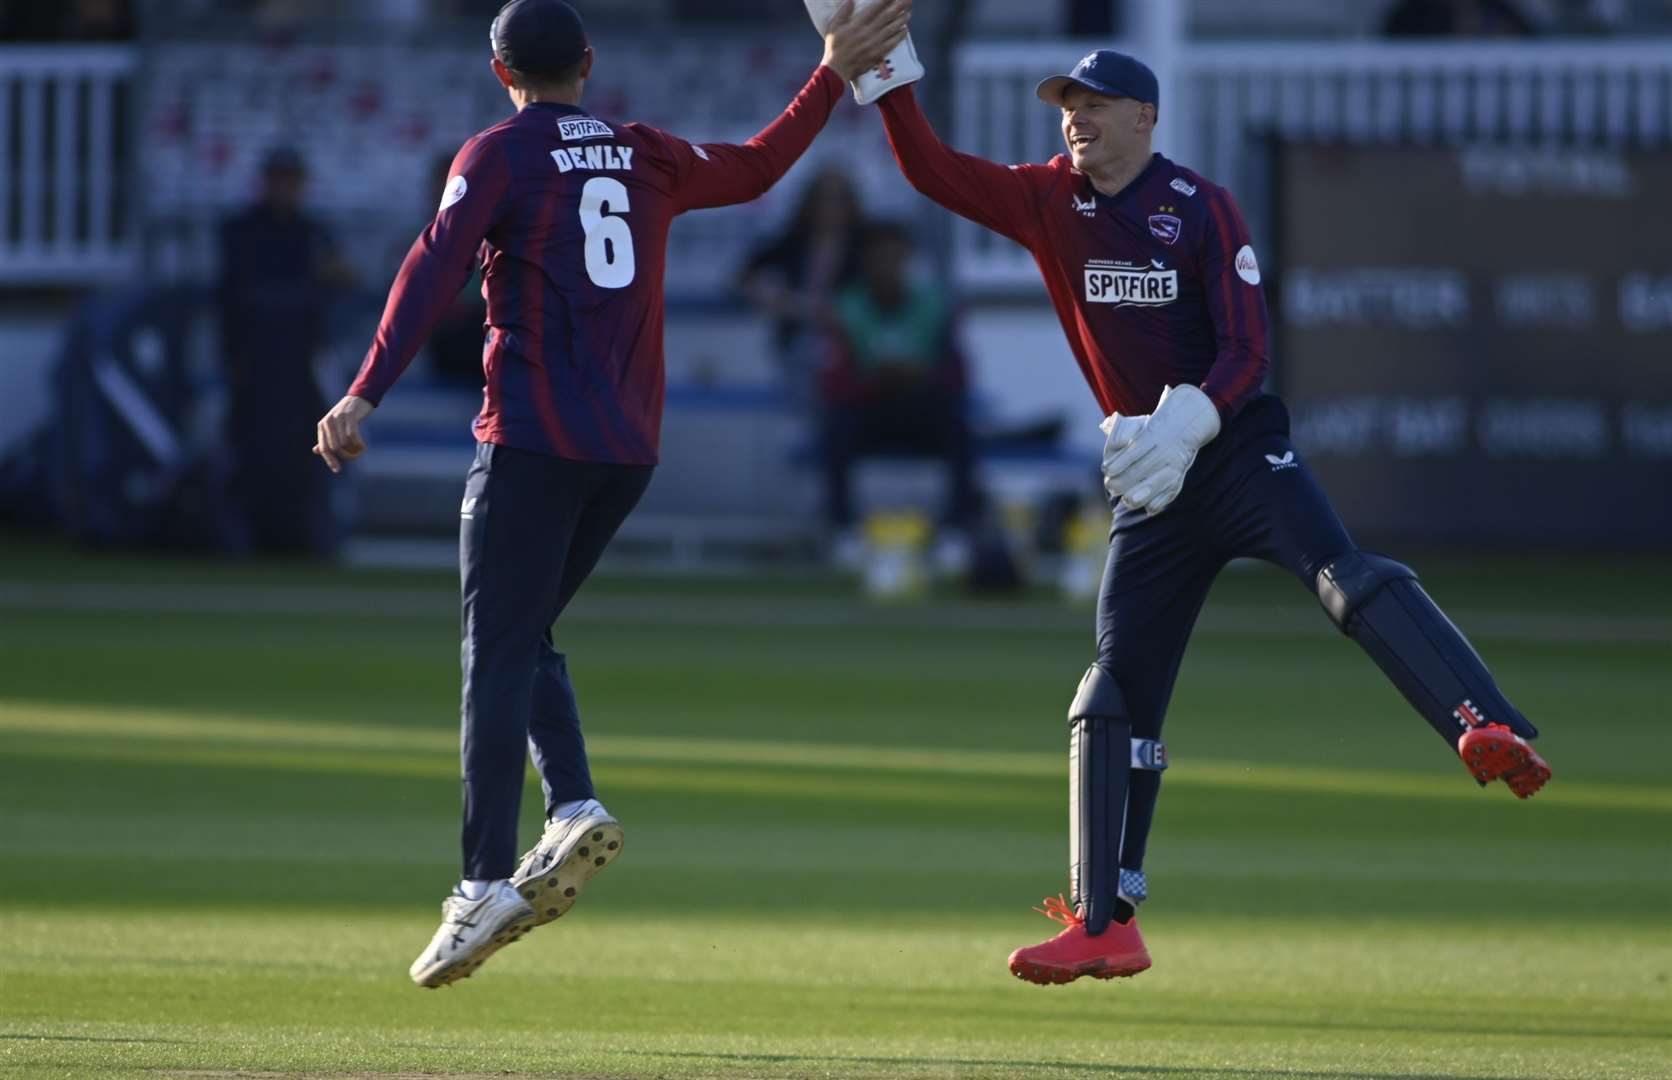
[850, 43, 1553, 984]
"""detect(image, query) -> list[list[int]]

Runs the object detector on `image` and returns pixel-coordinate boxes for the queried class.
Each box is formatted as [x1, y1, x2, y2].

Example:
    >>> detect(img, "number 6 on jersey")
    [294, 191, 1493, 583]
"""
[578, 176, 635, 289]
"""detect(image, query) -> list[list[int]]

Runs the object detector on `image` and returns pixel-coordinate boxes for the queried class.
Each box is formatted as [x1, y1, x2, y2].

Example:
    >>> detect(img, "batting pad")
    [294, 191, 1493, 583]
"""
[802, 0, 925, 105]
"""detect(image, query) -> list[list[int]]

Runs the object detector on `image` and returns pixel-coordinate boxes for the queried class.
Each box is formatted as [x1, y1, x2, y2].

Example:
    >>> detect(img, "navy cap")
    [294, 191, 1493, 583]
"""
[1036, 49, 1159, 112]
[491, 0, 588, 78]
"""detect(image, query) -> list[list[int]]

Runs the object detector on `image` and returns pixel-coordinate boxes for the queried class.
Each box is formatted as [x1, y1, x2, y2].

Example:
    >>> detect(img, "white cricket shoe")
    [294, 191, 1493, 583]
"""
[408, 880, 536, 989]
[510, 799, 624, 925]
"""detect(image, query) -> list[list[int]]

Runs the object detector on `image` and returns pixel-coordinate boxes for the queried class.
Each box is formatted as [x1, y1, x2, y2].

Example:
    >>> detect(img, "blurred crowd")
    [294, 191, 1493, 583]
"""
[737, 171, 980, 567]
[206, 149, 987, 568]
[4, 0, 1665, 575]
[0, 0, 1650, 40]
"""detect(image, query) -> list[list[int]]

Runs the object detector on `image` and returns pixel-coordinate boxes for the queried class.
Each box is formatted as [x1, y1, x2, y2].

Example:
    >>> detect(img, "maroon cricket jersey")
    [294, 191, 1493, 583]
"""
[349, 66, 845, 464]
[878, 87, 1268, 422]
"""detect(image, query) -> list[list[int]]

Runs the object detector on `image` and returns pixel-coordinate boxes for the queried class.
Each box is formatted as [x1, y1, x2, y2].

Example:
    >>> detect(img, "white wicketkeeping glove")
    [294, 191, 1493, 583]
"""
[1101, 384, 1222, 515]
[1100, 410, 1147, 482]
[803, 0, 925, 105]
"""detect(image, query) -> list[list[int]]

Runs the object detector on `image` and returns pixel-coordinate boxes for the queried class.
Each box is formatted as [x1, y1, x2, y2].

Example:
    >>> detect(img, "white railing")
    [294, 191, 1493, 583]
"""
[0, 46, 138, 285]
[952, 40, 1672, 290]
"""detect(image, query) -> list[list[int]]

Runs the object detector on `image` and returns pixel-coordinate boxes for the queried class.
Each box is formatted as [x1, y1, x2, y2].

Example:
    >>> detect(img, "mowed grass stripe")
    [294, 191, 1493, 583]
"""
[5, 700, 1669, 813]
[5, 807, 1664, 893]
[5, 579, 1672, 643]
[2, 913, 1668, 1080]
[3, 910, 1666, 1014]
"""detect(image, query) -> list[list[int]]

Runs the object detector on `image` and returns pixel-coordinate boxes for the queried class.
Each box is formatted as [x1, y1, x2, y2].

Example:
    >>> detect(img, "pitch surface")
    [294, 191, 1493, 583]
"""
[1, 545, 1667, 1079]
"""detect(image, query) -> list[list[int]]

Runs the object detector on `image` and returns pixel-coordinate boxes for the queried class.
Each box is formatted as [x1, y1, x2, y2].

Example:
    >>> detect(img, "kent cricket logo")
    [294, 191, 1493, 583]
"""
[438, 175, 467, 212]
[1149, 204, 1182, 245]
[1084, 258, 1179, 306]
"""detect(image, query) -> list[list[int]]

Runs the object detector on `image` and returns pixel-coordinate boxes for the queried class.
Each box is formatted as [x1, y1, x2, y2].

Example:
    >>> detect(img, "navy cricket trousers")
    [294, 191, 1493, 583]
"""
[458, 442, 653, 880]
[1098, 393, 1354, 873]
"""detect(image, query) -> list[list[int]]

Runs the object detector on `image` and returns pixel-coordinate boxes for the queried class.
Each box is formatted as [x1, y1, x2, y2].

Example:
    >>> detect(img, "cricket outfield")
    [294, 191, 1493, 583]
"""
[1, 544, 1667, 1080]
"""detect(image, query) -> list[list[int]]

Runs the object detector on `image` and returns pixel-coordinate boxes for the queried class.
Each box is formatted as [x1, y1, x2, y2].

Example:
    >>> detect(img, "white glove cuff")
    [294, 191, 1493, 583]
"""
[850, 35, 924, 105]
[1151, 384, 1222, 450]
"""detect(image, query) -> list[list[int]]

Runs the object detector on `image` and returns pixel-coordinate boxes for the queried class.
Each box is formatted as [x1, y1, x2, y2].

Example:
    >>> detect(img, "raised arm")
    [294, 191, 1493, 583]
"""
[671, 0, 911, 213]
[1195, 186, 1270, 421]
[876, 85, 1044, 249]
[667, 66, 844, 213]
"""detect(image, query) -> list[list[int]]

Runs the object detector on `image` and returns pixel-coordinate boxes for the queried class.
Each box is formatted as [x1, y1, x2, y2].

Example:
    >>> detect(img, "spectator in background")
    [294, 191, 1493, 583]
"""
[1549, 0, 1628, 34]
[1065, 0, 1116, 36]
[0, 0, 134, 39]
[1382, 0, 1533, 36]
[217, 146, 354, 556]
[738, 168, 867, 399]
[820, 221, 981, 561]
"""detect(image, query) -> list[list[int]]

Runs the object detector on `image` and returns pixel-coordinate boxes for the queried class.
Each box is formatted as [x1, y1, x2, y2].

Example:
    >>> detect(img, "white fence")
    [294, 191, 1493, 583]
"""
[952, 40, 1672, 291]
[10, 39, 1672, 293]
[0, 46, 137, 285]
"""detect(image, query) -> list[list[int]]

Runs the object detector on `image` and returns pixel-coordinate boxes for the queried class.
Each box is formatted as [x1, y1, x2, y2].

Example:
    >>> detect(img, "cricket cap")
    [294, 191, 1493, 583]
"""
[491, 0, 588, 78]
[1035, 50, 1159, 113]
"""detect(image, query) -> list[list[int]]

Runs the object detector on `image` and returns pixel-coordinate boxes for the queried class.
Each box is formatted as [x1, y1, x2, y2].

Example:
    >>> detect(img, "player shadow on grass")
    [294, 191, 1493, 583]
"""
[629, 1050, 1502, 1080]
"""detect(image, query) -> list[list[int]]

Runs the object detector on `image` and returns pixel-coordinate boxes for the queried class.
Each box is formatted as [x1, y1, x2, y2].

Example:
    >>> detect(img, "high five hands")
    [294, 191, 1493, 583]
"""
[819, 0, 913, 84]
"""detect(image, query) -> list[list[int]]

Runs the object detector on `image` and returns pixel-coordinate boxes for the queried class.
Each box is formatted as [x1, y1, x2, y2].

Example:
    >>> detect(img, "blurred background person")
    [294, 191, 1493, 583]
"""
[0, 0, 134, 40]
[1381, 0, 1534, 36]
[738, 168, 867, 402]
[216, 146, 354, 556]
[818, 220, 981, 566]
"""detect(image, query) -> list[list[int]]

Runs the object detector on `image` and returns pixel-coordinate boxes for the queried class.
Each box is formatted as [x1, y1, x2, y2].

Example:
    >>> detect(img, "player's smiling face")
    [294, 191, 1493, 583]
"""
[1060, 85, 1152, 172]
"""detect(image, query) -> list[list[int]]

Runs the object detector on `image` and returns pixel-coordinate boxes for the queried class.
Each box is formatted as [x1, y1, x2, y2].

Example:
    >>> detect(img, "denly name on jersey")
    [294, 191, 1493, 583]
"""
[550, 145, 635, 173]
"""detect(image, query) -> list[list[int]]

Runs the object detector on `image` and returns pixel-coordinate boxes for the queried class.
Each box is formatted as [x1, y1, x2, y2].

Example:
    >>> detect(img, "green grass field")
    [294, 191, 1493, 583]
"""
[2, 542, 1669, 1079]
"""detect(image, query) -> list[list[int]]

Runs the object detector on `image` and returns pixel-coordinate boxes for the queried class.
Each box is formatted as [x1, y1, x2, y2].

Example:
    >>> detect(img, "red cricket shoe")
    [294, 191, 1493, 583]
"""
[1007, 895, 1151, 986]
[1458, 722, 1551, 799]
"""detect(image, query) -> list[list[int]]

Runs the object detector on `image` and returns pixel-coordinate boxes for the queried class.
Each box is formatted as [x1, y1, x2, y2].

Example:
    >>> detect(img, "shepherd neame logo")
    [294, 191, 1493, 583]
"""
[1085, 261, 1179, 306]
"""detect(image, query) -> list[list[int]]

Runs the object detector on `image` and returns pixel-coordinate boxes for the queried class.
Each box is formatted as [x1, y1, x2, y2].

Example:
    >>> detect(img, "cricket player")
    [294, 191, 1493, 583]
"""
[871, 50, 1553, 985]
[311, 0, 912, 988]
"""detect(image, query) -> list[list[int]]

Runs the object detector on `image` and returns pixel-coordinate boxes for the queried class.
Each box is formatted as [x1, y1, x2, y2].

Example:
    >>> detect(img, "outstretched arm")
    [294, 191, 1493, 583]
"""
[672, 0, 911, 212]
[876, 84, 1043, 249]
[668, 67, 842, 213]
